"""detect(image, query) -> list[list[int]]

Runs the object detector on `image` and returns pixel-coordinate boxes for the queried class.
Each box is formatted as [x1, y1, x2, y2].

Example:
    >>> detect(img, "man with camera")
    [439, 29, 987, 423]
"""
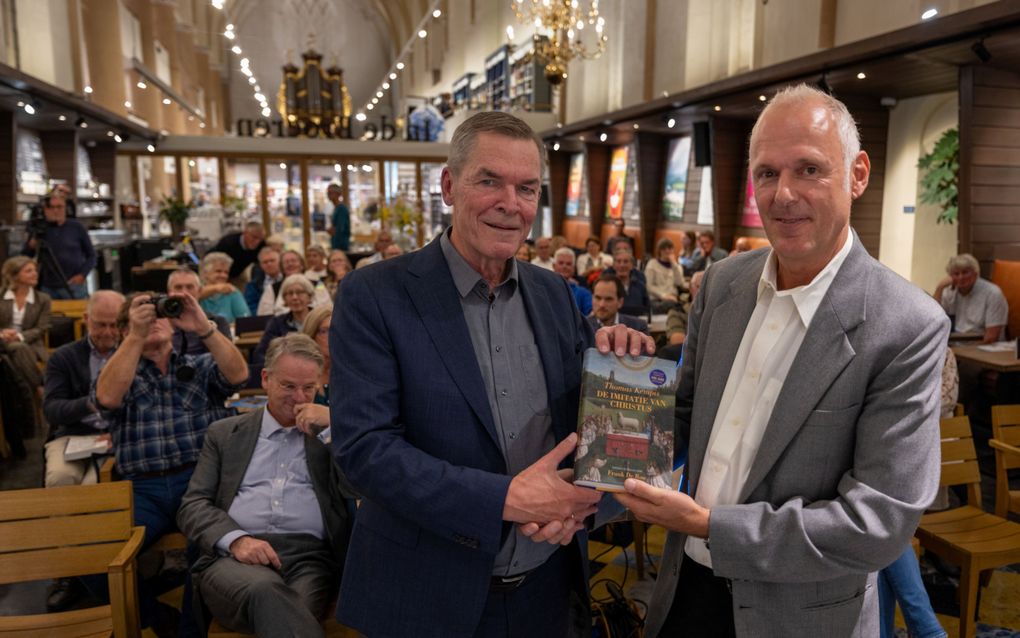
[22, 194, 95, 299]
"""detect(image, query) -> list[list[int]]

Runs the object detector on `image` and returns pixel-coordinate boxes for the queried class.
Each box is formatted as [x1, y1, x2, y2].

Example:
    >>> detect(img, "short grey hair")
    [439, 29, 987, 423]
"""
[167, 267, 200, 288]
[447, 111, 546, 176]
[554, 247, 575, 262]
[87, 289, 125, 314]
[258, 245, 280, 260]
[280, 273, 314, 296]
[946, 253, 979, 274]
[201, 251, 234, 274]
[751, 83, 861, 182]
[264, 332, 324, 373]
[244, 221, 264, 234]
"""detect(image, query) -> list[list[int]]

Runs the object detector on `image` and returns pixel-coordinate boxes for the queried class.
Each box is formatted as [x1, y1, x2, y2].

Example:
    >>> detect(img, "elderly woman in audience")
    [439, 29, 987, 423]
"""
[644, 237, 686, 313]
[290, 304, 334, 441]
[576, 235, 612, 282]
[274, 250, 329, 312]
[323, 249, 351, 298]
[0, 256, 51, 457]
[253, 274, 314, 366]
[304, 244, 328, 282]
[198, 252, 250, 323]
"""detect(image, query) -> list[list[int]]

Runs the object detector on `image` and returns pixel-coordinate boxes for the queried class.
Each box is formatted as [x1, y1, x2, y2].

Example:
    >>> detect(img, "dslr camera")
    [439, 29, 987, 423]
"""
[146, 295, 184, 319]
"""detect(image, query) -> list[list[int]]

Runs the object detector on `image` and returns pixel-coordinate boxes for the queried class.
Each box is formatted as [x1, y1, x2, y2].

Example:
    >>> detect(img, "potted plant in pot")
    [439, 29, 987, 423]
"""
[159, 195, 191, 238]
[917, 128, 959, 224]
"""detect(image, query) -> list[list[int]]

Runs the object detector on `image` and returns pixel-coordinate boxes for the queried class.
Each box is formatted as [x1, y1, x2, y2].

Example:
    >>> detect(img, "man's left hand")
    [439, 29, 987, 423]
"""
[614, 478, 710, 538]
[170, 293, 210, 333]
[68, 274, 85, 285]
[595, 324, 656, 357]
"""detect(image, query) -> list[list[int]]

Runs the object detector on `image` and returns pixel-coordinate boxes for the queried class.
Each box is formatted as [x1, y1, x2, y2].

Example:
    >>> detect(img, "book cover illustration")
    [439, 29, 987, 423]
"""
[574, 348, 679, 492]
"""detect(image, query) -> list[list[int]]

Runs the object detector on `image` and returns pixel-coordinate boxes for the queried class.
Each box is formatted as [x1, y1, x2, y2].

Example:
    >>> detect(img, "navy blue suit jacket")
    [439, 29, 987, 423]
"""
[329, 237, 595, 637]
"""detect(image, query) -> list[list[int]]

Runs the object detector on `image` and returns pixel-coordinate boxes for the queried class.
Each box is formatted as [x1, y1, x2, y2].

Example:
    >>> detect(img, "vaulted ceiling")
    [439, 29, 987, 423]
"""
[221, 0, 431, 122]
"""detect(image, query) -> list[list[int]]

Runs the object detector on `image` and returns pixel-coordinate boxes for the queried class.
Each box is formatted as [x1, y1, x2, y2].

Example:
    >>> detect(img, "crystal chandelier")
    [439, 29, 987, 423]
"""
[511, 0, 607, 85]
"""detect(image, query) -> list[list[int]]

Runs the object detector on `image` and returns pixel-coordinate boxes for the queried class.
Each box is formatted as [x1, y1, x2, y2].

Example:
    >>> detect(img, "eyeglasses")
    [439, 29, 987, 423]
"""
[283, 289, 310, 297]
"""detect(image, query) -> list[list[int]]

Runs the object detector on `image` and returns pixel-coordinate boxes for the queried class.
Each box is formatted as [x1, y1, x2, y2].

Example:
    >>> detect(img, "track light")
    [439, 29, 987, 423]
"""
[972, 39, 992, 63]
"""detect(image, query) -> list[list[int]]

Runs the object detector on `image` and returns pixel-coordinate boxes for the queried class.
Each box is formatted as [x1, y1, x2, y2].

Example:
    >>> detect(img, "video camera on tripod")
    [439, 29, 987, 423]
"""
[24, 197, 72, 296]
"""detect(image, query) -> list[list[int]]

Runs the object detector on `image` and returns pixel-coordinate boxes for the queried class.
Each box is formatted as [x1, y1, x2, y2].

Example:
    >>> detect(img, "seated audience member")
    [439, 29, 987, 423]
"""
[43, 289, 125, 487]
[92, 292, 247, 630]
[323, 250, 350, 299]
[384, 243, 404, 260]
[355, 231, 394, 269]
[690, 230, 728, 272]
[209, 221, 266, 284]
[167, 268, 232, 354]
[606, 218, 635, 255]
[304, 244, 328, 282]
[302, 305, 334, 406]
[644, 237, 685, 313]
[665, 270, 703, 345]
[589, 274, 649, 333]
[244, 246, 284, 316]
[177, 333, 353, 638]
[274, 251, 329, 313]
[530, 236, 554, 270]
[198, 252, 251, 323]
[678, 230, 697, 271]
[934, 253, 1008, 343]
[605, 248, 649, 313]
[515, 242, 532, 262]
[730, 237, 753, 255]
[1, 256, 51, 454]
[576, 235, 613, 281]
[553, 247, 592, 315]
[550, 235, 568, 254]
[253, 275, 315, 366]
[281, 249, 306, 278]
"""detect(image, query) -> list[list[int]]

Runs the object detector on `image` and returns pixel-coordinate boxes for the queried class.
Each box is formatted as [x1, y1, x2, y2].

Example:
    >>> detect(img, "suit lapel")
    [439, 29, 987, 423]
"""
[217, 410, 262, 510]
[405, 239, 499, 446]
[518, 265, 569, 440]
[737, 238, 870, 502]
[687, 256, 763, 492]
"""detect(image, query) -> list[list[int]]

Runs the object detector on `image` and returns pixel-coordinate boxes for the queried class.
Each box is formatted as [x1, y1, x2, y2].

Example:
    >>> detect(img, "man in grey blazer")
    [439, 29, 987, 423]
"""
[178, 333, 353, 637]
[615, 85, 949, 636]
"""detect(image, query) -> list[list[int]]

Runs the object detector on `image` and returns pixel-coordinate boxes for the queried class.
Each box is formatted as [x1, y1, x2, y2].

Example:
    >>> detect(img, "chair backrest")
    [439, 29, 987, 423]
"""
[0, 482, 134, 584]
[990, 260, 1020, 340]
[50, 299, 89, 318]
[991, 404, 1020, 473]
[938, 415, 983, 507]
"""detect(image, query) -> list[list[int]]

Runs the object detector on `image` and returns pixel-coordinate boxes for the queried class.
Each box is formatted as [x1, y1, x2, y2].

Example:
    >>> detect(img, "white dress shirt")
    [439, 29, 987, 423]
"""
[685, 231, 854, 568]
[3, 288, 34, 336]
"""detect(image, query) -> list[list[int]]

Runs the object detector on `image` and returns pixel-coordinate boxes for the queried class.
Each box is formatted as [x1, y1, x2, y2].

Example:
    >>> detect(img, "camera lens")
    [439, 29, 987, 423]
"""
[155, 296, 184, 318]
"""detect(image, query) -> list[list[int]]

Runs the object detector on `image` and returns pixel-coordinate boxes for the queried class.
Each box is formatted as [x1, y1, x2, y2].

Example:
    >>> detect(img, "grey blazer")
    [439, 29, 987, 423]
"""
[0, 289, 52, 362]
[645, 234, 949, 637]
[177, 409, 354, 575]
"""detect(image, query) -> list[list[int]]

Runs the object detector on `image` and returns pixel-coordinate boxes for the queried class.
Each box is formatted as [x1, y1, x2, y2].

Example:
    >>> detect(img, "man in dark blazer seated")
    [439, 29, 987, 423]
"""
[177, 333, 352, 637]
[330, 112, 651, 638]
[588, 274, 649, 334]
[615, 85, 949, 637]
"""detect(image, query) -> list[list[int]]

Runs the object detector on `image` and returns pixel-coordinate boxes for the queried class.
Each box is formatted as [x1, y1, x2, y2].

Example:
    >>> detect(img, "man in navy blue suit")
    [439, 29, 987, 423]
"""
[330, 112, 651, 638]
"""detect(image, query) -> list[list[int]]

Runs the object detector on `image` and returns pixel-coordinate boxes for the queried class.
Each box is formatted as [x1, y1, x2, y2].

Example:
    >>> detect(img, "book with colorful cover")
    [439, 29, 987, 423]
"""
[573, 348, 679, 492]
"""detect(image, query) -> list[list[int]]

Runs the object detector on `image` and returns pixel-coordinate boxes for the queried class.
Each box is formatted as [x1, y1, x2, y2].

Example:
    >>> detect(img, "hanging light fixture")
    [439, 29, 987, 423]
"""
[510, 0, 608, 85]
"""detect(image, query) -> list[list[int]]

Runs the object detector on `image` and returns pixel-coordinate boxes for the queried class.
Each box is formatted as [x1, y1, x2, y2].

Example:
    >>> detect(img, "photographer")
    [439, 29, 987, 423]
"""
[22, 194, 95, 299]
[92, 291, 247, 632]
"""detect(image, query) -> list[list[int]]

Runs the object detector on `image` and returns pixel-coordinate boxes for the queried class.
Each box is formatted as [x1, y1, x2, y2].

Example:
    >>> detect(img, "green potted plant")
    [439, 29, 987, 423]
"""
[917, 128, 959, 224]
[158, 195, 191, 238]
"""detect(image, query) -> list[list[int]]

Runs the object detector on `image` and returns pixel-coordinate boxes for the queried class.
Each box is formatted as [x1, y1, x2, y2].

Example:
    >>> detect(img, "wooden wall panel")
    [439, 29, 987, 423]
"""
[584, 143, 611, 243]
[635, 132, 668, 258]
[547, 149, 570, 242]
[40, 131, 79, 194]
[844, 96, 889, 257]
[960, 65, 1020, 272]
[709, 117, 752, 253]
[0, 110, 15, 226]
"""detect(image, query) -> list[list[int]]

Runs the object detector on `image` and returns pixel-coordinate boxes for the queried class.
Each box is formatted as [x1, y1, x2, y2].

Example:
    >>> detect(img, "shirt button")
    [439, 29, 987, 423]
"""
[730, 418, 742, 427]
[500, 389, 508, 397]
[509, 432, 517, 440]
[768, 323, 779, 331]
[273, 500, 280, 506]
[495, 346, 502, 353]
[712, 462, 723, 473]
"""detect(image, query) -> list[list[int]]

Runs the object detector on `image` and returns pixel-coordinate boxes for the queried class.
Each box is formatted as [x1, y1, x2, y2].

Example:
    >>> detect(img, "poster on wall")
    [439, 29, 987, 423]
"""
[605, 145, 629, 219]
[565, 153, 586, 217]
[662, 137, 692, 222]
[740, 168, 762, 227]
[697, 166, 714, 226]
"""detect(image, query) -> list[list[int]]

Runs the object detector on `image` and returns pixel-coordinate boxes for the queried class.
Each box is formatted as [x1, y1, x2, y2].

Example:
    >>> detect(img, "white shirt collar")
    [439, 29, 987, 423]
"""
[260, 405, 294, 438]
[3, 288, 35, 304]
[758, 230, 854, 327]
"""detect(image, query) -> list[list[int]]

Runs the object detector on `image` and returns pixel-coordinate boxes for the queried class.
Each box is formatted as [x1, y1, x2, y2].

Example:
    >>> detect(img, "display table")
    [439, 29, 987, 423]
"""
[951, 342, 1020, 373]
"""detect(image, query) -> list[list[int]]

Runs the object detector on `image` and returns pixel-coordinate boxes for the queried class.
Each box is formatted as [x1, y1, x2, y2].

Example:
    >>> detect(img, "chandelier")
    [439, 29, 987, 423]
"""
[511, 0, 607, 85]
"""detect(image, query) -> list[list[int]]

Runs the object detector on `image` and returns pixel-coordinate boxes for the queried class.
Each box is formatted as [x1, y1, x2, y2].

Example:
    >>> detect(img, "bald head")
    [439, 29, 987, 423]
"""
[85, 290, 125, 354]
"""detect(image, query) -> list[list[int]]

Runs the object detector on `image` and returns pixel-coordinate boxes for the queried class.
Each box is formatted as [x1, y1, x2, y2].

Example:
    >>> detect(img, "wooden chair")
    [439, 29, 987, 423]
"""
[914, 415, 1020, 638]
[990, 404, 1020, 519]
[0, 482, 144, 638]
[49, 299, 89, 344]
[97, 458, 187, 553]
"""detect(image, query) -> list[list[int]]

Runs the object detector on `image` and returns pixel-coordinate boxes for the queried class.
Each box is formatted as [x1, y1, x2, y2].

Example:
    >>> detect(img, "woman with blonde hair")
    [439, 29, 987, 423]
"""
[323, 249, 352, 298]
[293, 304, 334, 440]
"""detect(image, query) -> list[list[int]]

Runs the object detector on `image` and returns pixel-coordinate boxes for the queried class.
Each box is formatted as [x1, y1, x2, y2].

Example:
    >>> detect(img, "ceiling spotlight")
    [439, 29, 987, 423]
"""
[972, 39, 992, 63]
[599, 132, 608, 142]
[136, 81, 147, 89]
[83, 85, 93, 94]
[253, 92, 265, 102]
[382, 82, 390, 90]
[418, 29, 427, 39]
[188, 160, 196, 167]
[433, 9, 442, 18]
[376, 91, 384, 98]
[23, 103, 35, 115]
[146, 144, 155, 153]
[254, 85, 261, 92]
[199, 122, 206, 129]
[856, 72, 867, 80]
[347, 164, 355, 171]
[16, 100, 24, 107]
[242, 67, 252, 77]
[77, 117, 88, 128]
[389, 72, 397, 80]
[58, 114, 67, 121]
[226, 23, 234, 31]
[240, 57, 250, 67]
[713, 105, 722, 112]
[578, 135, 585, 141]
[334, 163, 342, 172]
[187, 115, 194, 121]
[371, 97, 379, 104]
[367, 103, 375, 110]
[552, 142, 560, 151]
[113, 134, 122, 143]
[633, 123, 640, 129]
[759, 94, 767, 101]
[279, 162, 287, 169]
[355, 112, 367, 122]
[107, 130, 114, 137]
[224, 30, 235, 39]
[212, 0, 223, 8]
[921, 8, 938, 20]
[396, 62, 405, 70]
[231, 45, 242, 54]
[261, 107, 271, 117]
[162, 97, 171, 105]
[248, 77, 257, 85]
[506, 25, 515, 40]
[362, 164, 372, 172]
[666, 117, 676, 128]
[160, 128, 169, 136]
[124, 100, 132, 108]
